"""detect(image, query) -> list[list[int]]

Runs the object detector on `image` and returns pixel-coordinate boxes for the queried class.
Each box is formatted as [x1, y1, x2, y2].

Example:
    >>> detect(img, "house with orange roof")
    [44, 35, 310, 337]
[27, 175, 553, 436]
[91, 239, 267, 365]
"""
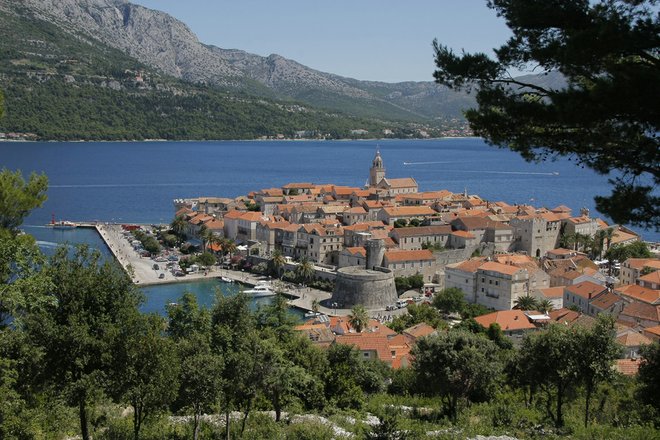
[334, 333, 408, 367]
[619, 258, 660, 286]
[294, 323, 336, 347]
[532, 286, 564, 310]
[548, 308, 597, 328]
[545, 248, 580, 261]
[402, 322, 437, 343]
[197, 197, 236, 215]
[281, 182, 316, 195]
[378, 206, 437, 225]
[475, 261, 530, 310]
[549, 265, 607, 288]
[474, 310, 536, 337]
[615, 284, 660, 306]
[615, 358, 642, 376]
[588, 290, 625, 317]
[343, 206, 368, 225]
[448, 230, 477, 249]
[617, 331, 652, 359]
[338, 247, 367, 268]
[609, 226, 640, 247]
[401, 190, 453, 206]
[451, 216, 514, 252]
[642, 325, 660, 341]
[619, 302, 660, 329]
[563, 281, 608, 313]
[444, 257, 488, 303]
[562, 210, 601, 238]
[255, 220, 291, 255]
[389, 225, 453, 250]
[639, 270, 660, 290]
[382, 249, 436, 282]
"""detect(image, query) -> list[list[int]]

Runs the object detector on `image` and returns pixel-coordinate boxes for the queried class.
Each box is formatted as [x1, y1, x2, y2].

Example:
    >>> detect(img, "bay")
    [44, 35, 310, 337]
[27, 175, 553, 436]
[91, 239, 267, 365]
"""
[2, 138, 656, 313]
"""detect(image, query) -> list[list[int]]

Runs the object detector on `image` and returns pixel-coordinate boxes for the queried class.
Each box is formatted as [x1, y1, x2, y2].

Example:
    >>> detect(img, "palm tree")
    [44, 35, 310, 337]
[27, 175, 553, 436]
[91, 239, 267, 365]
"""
[593, 229, 606, 259]
[270, 249, 286, 278]
[559, 232, 576, 250]
[311, 299, 320, 314]
[223, 239, 237, 259]
[603, 227, 615, 253]
[348, 305, 369, 333]
[538, 299, 554, 314]
[170, 215, 186, 238]
[296, 257, 315, 284]
[199, 226, 214, 252]
[514, 295, 539, 311]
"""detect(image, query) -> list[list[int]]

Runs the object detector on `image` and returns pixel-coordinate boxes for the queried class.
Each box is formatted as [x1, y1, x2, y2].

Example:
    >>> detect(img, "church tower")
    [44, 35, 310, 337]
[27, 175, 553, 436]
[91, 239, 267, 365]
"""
[369, 149, 386, 187]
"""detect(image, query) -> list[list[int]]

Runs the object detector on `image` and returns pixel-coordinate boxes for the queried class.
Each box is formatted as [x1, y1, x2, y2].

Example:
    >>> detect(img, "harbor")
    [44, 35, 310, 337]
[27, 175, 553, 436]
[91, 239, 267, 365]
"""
[93, 223, 362, 317]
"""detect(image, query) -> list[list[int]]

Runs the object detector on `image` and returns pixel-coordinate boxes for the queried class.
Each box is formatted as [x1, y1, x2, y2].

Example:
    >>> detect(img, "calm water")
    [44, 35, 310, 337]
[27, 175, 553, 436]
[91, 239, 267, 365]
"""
[2, 138, 657, 311]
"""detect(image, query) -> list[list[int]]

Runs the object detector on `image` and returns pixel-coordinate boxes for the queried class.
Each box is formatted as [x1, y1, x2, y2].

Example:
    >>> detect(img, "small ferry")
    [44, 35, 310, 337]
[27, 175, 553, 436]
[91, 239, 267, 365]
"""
[46, 214, 78, 230]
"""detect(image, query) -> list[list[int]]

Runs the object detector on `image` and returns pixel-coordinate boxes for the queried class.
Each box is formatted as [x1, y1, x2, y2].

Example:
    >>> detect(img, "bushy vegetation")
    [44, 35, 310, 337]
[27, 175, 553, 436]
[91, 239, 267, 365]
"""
[394, 274, 424, 293]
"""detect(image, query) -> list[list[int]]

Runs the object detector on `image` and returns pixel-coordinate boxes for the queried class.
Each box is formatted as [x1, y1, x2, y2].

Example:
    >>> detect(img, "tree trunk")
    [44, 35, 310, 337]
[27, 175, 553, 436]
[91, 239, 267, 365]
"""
[193, 411, 200, 440]
[274, 391, 281, 422]
[556, 382, 564, 428]
[79, 399, 90, 440]
[133, 406, 141, 440]
[225, 409, 230, 440]
[241, 398, 252, 436]
[584, 382, 593, 428]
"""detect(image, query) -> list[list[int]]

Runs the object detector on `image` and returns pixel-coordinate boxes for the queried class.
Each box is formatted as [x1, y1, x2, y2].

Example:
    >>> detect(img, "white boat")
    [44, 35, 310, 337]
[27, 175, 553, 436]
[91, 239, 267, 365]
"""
[244, 284, 276, 297]
[304, 311, 322, 319]
[220, 276, 233, 283]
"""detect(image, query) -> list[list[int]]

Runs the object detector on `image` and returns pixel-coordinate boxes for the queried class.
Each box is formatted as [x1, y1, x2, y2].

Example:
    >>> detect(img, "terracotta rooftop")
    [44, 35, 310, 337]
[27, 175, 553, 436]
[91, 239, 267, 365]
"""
[474, 310, 536, 331]
[478, 261, 524, 276]
[589, 291, 623, 310]
[643, 325, 660, 338]
[537, 287, 565, 299]
[382, 177, 418, 188]
[451, 230, 476, 239]
[447, 257, 488, 273]
[620, 302, 660, 322]
[565, 281, 607, 300]
[344, 247, 366, 257]
[615, 284, 660, 305]
[639, 270, 660, 285]
[615, 358, 642, 376]
[402, 322, 436, 340]
[617, 331, 652, 347]
[624, 258, 660, 270]
[384, 249, 435, 263]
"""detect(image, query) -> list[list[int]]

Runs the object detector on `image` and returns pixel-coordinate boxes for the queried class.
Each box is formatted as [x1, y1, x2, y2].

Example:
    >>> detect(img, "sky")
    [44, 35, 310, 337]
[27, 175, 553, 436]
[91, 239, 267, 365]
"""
[130, 0, 513, 83]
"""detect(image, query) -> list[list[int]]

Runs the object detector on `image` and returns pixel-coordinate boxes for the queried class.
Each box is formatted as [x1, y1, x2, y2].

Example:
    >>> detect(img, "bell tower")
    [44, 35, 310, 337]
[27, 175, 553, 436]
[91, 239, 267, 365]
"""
[369, 149, 385, 187]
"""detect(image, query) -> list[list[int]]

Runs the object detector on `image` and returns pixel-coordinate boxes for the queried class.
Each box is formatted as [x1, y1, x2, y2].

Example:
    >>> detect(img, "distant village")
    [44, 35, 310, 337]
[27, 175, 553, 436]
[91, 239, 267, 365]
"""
[173, 151, 660, 375]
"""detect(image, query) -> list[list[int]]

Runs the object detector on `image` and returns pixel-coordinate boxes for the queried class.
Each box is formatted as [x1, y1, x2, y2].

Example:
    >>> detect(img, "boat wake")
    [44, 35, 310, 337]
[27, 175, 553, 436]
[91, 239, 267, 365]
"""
[49, 183, 211, 188]
[432, 169, 559, 176]
[403, 161, 458, 165]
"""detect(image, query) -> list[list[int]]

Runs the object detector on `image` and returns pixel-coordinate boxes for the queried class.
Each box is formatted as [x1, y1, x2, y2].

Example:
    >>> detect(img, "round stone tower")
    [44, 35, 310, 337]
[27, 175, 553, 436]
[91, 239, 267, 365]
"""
[330, 266, 398, 309]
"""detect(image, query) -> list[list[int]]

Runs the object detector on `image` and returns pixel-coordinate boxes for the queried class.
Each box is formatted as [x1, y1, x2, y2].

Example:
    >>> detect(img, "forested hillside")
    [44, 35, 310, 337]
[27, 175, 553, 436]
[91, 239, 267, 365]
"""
[0, 7, 443, 140]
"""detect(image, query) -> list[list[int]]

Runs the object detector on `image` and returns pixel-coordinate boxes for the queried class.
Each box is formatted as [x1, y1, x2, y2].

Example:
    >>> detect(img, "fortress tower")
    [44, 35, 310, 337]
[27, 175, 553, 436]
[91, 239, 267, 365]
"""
[368, 149, 386, 187]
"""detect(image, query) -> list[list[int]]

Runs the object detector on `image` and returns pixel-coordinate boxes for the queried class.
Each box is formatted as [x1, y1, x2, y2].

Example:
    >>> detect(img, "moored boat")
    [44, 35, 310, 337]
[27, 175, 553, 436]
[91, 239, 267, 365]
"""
[244, 284, 276, 297]
[220, 276, 234, 283]
[47, 220, 78, 229]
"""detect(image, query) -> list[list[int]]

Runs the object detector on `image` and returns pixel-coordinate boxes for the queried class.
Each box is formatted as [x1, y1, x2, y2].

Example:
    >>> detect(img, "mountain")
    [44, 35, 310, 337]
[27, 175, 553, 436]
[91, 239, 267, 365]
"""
[8, 0, 477, 122]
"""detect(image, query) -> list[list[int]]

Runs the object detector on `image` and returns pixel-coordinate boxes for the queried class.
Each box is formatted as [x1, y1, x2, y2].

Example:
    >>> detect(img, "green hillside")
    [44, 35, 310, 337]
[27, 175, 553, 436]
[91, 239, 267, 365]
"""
[0, 9, 429, 140]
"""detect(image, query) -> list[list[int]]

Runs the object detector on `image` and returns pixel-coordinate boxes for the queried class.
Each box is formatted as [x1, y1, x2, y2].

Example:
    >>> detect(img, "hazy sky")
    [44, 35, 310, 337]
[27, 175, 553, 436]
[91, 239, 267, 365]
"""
[130, 0, 512, 83]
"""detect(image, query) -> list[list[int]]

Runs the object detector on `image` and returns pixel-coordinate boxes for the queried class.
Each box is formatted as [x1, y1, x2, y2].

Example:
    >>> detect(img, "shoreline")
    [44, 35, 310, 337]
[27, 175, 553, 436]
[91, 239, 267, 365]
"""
[0, 136, 477, 144]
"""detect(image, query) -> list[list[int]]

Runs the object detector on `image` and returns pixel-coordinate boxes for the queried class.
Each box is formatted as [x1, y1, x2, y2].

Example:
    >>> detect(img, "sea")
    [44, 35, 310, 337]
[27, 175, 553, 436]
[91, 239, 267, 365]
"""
[2, 138, 657, 314]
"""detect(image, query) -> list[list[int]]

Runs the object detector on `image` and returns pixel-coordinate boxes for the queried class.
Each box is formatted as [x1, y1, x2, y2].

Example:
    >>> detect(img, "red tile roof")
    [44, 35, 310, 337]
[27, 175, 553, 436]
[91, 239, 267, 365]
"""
[617, 331, 652, 347]
[478, 261, 524, 276]
[615, 284, 660, 305]
[616, 358, 642, 375]
[474, 310, 536, 331]
[383, 206, 436, 217]
[384, 249, 435, 263]
[565, 281, 607, 300]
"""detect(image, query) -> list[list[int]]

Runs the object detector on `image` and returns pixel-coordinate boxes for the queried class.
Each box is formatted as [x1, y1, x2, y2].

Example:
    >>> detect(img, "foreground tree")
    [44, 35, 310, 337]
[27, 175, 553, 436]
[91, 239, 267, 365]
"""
[433, 0, 659, 229]
[432, 287, 466, 315]
[0, 169, 48, 234]
[26, 245, 142, 440]
[637, 341, 660, 416]
[114, 314, 179, 440]
[413, 331, 501, 421]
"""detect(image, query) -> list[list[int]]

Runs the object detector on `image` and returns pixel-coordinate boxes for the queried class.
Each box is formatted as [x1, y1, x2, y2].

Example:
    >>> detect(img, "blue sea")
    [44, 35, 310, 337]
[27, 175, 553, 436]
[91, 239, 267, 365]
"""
[2, 138, 656, 312]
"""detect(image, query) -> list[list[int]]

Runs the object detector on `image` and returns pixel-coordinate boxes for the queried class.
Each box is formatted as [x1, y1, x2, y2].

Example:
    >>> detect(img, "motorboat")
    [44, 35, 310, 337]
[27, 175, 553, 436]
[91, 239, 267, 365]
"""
[220, 276, 234, 283]
[304, 311, 322, 319]
[244, 284, 276, 297]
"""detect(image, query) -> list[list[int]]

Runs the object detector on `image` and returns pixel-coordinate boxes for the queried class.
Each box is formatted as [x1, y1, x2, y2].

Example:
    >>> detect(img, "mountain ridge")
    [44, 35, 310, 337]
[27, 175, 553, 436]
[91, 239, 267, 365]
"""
[8, 0, 478, 122]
